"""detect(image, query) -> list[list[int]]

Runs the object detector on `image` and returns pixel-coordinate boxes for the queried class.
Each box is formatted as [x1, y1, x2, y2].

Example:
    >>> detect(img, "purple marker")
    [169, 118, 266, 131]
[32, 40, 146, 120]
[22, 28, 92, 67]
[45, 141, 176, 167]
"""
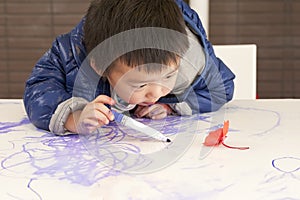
[111, 110, 171, 142]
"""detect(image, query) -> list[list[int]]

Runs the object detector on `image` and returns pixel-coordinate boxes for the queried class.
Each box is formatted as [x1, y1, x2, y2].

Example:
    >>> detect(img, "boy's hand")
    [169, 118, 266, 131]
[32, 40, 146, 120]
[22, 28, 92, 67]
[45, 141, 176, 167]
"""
[134, 103, 173, 120]
[68, 95, 115, 134]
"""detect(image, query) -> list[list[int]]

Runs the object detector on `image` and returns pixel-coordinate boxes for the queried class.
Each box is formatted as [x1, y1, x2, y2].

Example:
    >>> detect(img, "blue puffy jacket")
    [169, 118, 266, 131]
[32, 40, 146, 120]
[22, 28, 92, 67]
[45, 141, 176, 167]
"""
[24, 0, 235, 131]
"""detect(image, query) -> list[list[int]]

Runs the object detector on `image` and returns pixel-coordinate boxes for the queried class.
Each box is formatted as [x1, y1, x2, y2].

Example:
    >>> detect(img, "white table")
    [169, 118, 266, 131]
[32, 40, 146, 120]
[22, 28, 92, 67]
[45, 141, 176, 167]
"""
[0, 99, 299, 199]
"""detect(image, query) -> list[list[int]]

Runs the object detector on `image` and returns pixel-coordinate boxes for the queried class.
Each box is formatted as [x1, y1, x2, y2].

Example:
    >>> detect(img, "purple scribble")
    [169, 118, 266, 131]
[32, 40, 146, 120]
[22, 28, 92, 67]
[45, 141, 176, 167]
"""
[0, 118, 31, 134]
[1, 132, 122, 186]
[28, 178, 42, 200]
[0, 104, 283, 199]
[1, 114, 204, 189]
[226, 106, 281, 136]
[0, 106, 280, 187]
[272, 157, 300, 174]
[258, 157, 300, 199]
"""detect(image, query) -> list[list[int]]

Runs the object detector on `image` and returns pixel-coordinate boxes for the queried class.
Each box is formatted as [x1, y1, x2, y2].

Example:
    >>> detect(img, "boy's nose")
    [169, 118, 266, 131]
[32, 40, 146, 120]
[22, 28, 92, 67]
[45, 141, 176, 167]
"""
[146, 84, 168, 100]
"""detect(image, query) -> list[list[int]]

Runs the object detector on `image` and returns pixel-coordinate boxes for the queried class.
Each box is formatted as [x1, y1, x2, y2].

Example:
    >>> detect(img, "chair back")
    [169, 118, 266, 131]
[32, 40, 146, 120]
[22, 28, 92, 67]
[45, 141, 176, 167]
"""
[213, 44, 257, 99]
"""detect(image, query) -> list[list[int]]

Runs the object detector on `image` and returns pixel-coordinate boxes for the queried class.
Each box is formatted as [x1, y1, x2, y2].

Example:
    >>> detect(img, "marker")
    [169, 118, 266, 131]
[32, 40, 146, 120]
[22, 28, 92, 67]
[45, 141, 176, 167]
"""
[111, 110, 171, 142]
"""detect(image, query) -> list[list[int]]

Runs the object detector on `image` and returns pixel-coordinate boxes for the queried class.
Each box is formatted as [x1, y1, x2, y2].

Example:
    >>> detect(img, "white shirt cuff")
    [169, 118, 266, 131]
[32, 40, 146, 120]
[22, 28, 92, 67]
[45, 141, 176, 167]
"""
[168, 102, 193, 116]
[49, 97, 88, 135]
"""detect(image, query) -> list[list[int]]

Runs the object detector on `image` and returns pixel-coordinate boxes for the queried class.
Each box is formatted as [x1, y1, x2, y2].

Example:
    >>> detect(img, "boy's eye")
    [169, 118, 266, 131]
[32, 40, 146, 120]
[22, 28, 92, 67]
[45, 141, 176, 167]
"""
[139, 84, 147, 88]
[165, 72, 177, 79]
[130, 83, 147, 89]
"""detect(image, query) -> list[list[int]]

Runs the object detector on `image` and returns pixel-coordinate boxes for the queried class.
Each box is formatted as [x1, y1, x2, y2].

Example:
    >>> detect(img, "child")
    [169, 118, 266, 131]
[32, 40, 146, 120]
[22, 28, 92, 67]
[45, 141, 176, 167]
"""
[24, 0, 235, 135]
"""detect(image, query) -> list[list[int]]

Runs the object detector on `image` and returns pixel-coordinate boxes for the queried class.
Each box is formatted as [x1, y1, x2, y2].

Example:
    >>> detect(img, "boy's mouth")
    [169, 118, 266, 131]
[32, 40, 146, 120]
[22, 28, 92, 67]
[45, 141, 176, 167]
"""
[139, 102, 155, 106]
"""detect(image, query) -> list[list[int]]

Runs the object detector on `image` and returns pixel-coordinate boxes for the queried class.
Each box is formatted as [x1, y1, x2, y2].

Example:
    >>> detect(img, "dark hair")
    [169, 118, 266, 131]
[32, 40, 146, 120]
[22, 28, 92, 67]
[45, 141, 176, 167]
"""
[84, 0, 189, 75]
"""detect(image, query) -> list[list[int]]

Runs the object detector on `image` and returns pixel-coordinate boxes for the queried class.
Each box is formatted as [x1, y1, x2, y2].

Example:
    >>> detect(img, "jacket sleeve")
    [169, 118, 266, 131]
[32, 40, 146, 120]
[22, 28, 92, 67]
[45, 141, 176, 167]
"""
[190, 54, 235, 114]
[168, 54, 235, 115]
[174, 0, 235, 114]
[23, 36, 73, 131]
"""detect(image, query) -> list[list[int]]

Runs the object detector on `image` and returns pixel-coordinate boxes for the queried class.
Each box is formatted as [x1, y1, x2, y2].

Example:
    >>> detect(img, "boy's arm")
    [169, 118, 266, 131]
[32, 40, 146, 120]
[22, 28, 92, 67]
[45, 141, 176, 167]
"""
[193, 57, 235, 113]
[175, 57, 235, 115]
[23, 35, 75, 132]
[171, 0, 235, 114]
[50, 95, 115, 135]
[49, 97, 88, 134]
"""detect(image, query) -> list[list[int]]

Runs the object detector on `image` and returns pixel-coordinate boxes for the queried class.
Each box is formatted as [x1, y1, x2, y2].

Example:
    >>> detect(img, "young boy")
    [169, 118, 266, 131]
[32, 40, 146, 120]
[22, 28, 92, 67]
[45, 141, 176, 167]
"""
[24, 0, 235, 135]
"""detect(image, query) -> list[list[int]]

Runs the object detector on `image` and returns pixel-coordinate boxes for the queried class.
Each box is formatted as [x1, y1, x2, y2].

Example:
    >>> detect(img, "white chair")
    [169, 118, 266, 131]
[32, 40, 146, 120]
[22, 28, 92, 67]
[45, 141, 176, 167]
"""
[213, 44, 257, 100]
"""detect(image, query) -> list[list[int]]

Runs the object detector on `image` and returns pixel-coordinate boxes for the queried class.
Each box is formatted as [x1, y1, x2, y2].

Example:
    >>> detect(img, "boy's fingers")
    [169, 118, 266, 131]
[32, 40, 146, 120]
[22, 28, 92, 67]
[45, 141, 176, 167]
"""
[136, 106, 149, 116]
[83, 118, 99, 127]
[91, 95, 115, 121]
[150, 107, 165, 116]
[94, 111, 110, 125]
[134, 105, 147, 117]
[134, 105, 144, 113]
[93, 95, 115, 105]
[136, 106, 150, 117]
[93, 103, 115, 121]
[79, 115, 108, 134]
[139, 104, 161, 117]
[151, 112, 167, 120]
[78, 119, 98, 134]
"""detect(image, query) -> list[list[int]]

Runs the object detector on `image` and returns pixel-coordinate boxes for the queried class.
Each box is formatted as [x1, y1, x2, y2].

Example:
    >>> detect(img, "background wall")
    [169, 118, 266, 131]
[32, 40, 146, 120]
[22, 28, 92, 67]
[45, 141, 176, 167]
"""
[0, 0, 88, 98]
[210, 0, 300, 98]
[0, 0, 299, 99]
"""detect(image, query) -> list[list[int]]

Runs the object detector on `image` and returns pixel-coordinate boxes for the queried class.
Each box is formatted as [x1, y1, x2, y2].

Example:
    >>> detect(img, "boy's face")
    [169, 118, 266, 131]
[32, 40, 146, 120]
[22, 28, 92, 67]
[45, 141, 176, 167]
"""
[107, 60, 178, 105]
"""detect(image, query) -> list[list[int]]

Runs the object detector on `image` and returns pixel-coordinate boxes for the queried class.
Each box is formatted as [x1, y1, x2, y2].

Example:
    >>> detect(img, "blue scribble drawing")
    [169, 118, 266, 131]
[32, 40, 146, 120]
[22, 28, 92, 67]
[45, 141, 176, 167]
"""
[198, 105, 281, 161]
[0, 118, 31, 134]
[272, 157, 300, 175]
[0, 114, 208, 199]
[81, 114, 208, 174]
[0, 102, 285, 199]
[114, 114, 208, 138]
[27, 178, 42, 200]
[0, 100, 31, 134]
[258, 157, 300, 199]
[1, 133, 120, 185]
[1, 130, 125, 199]
[225, 106, 281, 136]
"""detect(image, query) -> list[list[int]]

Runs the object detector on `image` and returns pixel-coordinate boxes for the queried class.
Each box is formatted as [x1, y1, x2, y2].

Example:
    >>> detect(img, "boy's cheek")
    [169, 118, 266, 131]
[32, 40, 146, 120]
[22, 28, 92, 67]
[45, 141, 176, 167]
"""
[129, 91, 151, 105]
[114, 86, 139, 103]
[161, 84, 173, 96]
[164, 78, 177, 92]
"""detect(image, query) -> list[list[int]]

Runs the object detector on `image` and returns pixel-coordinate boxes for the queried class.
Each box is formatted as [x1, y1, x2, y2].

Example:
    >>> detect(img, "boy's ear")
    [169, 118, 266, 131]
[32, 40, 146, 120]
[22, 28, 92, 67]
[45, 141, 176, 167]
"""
[89, 58, 103, 76]
[89, 58, 97, 71]
[90, 58, 107, 76]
